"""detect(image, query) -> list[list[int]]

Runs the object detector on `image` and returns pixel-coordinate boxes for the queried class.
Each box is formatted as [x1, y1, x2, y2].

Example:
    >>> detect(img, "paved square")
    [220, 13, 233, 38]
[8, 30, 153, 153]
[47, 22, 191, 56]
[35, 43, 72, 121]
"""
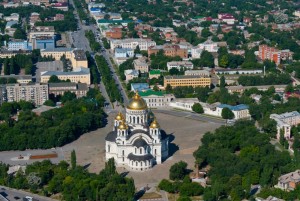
[62, 110, 222, 188]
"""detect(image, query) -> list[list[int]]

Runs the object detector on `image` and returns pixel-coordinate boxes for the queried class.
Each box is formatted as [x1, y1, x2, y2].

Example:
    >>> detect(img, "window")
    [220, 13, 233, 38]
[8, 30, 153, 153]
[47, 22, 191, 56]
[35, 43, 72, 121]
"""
[140, 148, 142, 154]
[108, 145, 110, 152]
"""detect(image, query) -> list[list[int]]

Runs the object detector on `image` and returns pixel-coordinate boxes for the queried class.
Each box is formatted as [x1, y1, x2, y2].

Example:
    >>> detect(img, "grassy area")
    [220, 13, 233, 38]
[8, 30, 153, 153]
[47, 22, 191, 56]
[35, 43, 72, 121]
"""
[140, 192, 162, 199]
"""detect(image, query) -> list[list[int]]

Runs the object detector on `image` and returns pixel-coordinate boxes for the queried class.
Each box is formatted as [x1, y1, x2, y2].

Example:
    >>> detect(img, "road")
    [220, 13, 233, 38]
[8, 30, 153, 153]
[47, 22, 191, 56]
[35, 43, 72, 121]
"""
[0, 186, 57, 201]
[69, 0, 128, 106]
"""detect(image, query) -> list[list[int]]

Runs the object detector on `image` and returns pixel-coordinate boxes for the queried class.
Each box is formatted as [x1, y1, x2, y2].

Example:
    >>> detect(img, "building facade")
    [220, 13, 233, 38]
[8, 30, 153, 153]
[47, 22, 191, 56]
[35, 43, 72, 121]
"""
[164, 75, 211, 88]
[276, 170, 300, 191]
[41, 67, 91, 85]
[3, 83, 48, 105]
[270, 111, 300, 139]
[139, 90, 175, 108]
[48, 83, 88, 98]
[259, 45, 281, 65]
[105, 93, 169, 171]
[8, 41, 31, 51]
[133, 57, 149, 73]
[167, 61, 194, 71]
[110, 39, 156, 51]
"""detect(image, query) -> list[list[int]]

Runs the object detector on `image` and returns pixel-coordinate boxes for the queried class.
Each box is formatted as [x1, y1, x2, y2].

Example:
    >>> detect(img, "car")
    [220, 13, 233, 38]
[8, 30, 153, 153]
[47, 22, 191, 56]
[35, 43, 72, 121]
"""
[14, 196, 20, 200]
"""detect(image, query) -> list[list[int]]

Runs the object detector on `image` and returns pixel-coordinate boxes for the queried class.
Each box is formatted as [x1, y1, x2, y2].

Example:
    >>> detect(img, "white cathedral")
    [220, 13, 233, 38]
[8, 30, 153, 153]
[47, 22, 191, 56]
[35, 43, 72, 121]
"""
[105, 92, 169, 171]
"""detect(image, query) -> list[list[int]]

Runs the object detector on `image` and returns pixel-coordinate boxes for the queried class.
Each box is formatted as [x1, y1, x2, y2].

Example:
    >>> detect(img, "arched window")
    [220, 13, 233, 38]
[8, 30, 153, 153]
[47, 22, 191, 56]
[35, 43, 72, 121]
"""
[140, 148, 142, 154]
[137, 116, 140, 124]
[133, 116, 135, 124]
[135, 148, 137, 154]
[155, 130, 157, 135]
[140, 161, 143, 166]
[136, 161, 138, 166]
[108, 145, 110, 152]
[122, 150, 124, 156]
[132, 161, 133, 165]
[154, 149, 157, 155]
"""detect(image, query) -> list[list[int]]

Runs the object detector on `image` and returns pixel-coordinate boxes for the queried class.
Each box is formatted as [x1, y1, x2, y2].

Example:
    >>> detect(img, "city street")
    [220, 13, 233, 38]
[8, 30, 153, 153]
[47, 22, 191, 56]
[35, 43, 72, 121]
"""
[69, 0, 128, 106]
[0, 186, 57, 201]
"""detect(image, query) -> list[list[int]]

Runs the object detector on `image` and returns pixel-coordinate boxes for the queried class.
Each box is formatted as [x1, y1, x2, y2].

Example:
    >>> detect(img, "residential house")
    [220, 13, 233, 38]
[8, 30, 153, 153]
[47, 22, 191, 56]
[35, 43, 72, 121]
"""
[275, 170, 300, 191]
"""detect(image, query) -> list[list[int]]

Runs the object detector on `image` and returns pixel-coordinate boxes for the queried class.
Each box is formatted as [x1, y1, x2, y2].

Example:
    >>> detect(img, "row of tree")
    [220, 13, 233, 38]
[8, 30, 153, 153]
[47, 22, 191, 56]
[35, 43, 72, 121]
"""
[95, 55, 123, 103]
[0, 158, 135, 201]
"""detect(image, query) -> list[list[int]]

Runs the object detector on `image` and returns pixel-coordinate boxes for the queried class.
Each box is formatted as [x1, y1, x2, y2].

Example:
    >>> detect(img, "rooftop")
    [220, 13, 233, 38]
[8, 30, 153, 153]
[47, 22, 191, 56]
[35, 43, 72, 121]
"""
[164, 75, 208, 79]
[41, 67, 90, 76]
[149, 70, 161, 75]
[218, 104, 249, 111]
[139, 90, 164, 97]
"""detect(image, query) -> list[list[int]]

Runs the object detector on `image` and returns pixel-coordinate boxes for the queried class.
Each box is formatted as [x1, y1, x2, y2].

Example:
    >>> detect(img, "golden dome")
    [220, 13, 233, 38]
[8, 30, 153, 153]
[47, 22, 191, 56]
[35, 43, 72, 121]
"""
[150, 118, 160, 129]
[118, 120, 128, 130]
[127, 92, 147, 110]
[115, 112, 124, 120]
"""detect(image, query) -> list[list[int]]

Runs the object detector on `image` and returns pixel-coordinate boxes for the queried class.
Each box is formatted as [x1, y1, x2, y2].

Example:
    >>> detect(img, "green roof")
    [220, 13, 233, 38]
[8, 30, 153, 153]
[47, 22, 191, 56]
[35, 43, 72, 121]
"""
[97, 19, 132, 24]
[139, 90, 163, 97]
[149, 70, 161, 75]
[195, 16, 205, 19]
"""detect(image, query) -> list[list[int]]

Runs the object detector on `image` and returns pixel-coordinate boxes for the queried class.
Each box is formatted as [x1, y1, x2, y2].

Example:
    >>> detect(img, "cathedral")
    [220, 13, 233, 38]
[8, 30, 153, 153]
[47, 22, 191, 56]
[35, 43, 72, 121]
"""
[105, 92, 169, 171]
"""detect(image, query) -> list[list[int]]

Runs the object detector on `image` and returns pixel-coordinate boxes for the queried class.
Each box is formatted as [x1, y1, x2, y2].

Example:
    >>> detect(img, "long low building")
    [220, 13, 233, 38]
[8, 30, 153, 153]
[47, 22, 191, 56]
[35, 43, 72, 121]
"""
[0, 75, 32, 84]
[138, 90, 175, 108]
[41, 67, 91, 85]
[110, 38, 156, 50]
[164, 75, 211, 88]
[0, 50, 31, 58]
[49, 82, 88, 98]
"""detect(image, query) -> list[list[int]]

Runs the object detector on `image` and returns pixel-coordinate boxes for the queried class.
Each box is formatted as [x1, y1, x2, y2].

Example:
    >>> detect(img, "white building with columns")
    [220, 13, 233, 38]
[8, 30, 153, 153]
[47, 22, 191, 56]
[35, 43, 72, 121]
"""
[105, 93, 169, 171]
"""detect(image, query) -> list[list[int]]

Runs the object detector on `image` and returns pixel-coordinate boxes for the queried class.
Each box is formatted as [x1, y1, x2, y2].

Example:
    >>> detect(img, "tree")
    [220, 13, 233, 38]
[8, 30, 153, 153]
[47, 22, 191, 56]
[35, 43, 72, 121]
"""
[3, 58, 9, 75]
[221, 107, 235, 119]
[220, 76, 226, 88]
[44, 100, 56, 107]
[13, 28, 27, 40]
[61, 91, 76, 103]
[166, 84, 172, 94]
[48, 75, 60, 83]
[104, 14, 110, 20]
[134, 45, 141, 54]
[153, 85, 159, 91]
[169, 161, 188, 180]
[192, 103, 204, 114]
[71, 150, 76, 169]
[219, 55, 229, 67]
[177, 196, 192, 201]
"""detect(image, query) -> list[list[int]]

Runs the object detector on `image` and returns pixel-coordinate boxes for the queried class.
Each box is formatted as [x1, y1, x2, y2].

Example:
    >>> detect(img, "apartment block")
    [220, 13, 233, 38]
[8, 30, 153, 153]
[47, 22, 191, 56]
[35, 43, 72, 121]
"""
[4, 83, 48, 105]
[259, 45, 281, 65]
[48, 82, 88, 98]
[110, 38, 156, 50]
[164, 75, 211, 88]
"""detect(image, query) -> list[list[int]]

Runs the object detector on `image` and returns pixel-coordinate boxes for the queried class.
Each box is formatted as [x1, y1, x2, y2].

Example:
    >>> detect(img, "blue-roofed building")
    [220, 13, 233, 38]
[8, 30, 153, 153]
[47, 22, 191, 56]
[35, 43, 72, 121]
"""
[216, 104, 250, 120]
[131, 83, 149, 92]
[8, 40, 31, 50]
[115, 48, 134, 58]
[90, 7, 102, 13]
[32, 36, 55, 50]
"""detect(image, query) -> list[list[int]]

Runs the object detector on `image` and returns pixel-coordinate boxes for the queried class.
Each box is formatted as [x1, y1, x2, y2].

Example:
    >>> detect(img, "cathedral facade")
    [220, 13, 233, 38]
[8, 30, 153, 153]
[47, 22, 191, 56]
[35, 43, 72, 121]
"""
[105, 93, 169, 171]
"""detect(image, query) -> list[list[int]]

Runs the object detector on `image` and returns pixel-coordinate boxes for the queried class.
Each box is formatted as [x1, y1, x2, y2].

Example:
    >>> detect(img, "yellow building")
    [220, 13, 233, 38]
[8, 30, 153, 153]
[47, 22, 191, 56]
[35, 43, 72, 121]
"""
[41, 67, 91, 85]
[164, 75, 211, 88]
[0, 50, 31, 58]
[40, 48, 88, 68]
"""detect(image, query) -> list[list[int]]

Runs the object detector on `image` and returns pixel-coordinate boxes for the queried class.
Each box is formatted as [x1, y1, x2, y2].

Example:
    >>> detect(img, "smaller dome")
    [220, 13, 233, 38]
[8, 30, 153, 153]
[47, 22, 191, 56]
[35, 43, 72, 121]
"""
[115, 112, 124, 120]
[150, 118, 160, 129]
[118, 120, 128, 130]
